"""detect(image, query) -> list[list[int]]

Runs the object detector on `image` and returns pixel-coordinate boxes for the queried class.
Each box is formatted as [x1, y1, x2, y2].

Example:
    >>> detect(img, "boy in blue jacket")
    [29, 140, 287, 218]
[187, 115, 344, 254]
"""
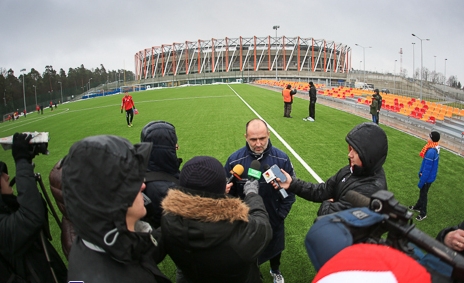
[409, 131, 440, 221]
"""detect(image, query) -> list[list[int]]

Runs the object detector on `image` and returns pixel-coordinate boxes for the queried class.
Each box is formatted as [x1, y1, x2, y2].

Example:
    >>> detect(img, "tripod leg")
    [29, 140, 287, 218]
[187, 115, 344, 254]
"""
[35, 173, 61, 227]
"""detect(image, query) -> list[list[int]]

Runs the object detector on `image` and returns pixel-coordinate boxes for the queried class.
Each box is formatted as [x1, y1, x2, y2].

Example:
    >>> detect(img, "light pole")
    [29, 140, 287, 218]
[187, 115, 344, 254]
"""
[33, 85, 37, 106]
[273, 25, 280, 81]
[88, 78, 92, 93]
[394, 60, 397, 90]
[58, 81, 63, 103]
[444, 58, 447, 85]
[355, 44, 371, 83]
[412, 43, 415, 82]
[412, 33, 430, 101]
[20, 69, 27, 113]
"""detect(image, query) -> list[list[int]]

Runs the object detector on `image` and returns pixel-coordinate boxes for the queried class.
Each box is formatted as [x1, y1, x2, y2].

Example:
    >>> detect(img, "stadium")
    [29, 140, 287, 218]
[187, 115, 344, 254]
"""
[134, 35, 351, 86]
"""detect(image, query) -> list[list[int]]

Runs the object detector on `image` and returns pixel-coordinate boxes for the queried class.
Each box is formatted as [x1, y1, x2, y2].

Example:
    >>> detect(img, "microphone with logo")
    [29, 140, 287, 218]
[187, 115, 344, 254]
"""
[262, 164, 288, 199]
[247, 160, 262, 181]
[227, 164, 244, 184]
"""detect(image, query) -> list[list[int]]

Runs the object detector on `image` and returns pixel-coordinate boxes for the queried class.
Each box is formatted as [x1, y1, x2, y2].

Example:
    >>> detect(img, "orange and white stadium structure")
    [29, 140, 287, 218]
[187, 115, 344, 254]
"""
[134, 36, 352, 86]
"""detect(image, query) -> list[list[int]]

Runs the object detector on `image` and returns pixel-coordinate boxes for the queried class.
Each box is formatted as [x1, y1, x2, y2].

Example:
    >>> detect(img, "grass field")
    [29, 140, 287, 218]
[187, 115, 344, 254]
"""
[0, 83, 463, 282]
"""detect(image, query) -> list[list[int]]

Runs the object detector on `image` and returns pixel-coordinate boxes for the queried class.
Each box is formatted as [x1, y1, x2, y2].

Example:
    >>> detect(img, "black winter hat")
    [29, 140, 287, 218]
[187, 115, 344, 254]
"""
[430, 131, 440, 142]
[179, 156, 226, 195]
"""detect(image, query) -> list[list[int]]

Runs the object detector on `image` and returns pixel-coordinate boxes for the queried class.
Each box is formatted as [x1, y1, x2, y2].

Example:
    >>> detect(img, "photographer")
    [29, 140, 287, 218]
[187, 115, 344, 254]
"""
[0, 133, 67, 283]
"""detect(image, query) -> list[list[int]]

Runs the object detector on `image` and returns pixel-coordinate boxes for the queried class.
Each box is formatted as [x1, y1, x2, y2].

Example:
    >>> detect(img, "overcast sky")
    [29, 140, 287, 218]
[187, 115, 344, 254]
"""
[1, 0, 463, 83]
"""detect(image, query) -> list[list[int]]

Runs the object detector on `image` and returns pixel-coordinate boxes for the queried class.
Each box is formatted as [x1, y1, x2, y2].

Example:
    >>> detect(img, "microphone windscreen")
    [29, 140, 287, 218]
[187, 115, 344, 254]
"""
[345, 190, 370, 208]
[232, 164, 244, 176]
[263, 164, 271, 171]
[250, 160, 261, 171]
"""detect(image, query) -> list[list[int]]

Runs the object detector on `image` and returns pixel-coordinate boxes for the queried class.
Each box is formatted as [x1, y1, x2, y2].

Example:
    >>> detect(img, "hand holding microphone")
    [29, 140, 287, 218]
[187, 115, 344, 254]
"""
[227, 164, 244, 184]
[263, 164, 289, 199]
[243, 160, 262, 195]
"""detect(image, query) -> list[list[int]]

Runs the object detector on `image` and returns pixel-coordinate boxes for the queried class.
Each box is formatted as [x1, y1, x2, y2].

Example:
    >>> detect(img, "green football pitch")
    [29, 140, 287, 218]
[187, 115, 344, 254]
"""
[0, 83, 462, 281]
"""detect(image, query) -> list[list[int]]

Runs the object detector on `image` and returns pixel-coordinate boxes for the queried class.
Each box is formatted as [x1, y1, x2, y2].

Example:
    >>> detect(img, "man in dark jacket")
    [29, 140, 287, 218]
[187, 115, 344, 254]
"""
[304, 81, 317, 122]
[225, 118, 295, 283]
[0, 133, 67, 283]
[274, 122, 388, 216]
[161, 156, 272, 283]
[140, 120, 182, 229]
[63, 135, 170, 283]
[373, 89, 382, 124]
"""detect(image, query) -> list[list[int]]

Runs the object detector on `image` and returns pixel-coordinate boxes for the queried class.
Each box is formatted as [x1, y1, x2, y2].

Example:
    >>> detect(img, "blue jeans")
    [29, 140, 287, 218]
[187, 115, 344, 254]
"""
[371, 114, 377, 124]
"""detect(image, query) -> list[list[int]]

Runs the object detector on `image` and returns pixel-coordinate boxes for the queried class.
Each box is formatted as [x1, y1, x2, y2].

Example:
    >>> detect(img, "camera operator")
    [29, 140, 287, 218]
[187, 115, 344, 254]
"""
[0, 133, 67, 283]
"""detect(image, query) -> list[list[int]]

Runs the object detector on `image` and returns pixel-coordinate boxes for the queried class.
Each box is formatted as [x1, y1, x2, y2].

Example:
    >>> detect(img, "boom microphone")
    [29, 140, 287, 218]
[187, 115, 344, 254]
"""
[248, 160, 262, 181]
[344, 190, 371, 208]
[227, 164, 244, 184]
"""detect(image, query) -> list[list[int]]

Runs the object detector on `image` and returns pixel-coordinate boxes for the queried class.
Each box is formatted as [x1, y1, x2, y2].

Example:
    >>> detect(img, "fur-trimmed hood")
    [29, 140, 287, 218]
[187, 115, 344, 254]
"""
[162, 189, 249, 223]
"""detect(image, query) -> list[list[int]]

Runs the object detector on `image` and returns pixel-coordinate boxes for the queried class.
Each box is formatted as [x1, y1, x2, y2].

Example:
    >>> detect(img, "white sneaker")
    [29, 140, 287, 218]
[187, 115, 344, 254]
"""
[303, 118, 308, 121]
[270, 270, 284, 283]
[308, 117, 315, 122]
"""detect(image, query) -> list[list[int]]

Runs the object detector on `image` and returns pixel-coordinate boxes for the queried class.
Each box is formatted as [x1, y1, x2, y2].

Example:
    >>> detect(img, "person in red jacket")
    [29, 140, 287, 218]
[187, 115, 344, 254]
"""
[121, 92, 136, 127]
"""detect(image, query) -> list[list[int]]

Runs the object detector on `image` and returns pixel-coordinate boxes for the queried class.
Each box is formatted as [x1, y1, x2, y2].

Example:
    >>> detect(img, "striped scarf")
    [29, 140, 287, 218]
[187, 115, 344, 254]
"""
[419, 141, 439, 158]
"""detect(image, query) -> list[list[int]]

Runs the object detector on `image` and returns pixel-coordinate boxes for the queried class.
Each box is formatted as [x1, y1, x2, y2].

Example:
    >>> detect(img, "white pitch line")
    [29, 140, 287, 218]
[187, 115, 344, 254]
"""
[227, 84, 324, 183]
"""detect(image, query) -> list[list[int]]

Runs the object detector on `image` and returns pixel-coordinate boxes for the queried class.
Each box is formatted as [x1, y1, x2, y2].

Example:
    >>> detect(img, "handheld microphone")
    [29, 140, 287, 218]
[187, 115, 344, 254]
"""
[263, 164, 288, 199]
[247, 160, 262, 181]
[227, 164, 244, 184]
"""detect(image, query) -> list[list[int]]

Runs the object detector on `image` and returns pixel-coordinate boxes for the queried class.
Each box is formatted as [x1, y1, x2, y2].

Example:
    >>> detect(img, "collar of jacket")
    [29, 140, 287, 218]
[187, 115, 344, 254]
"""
[161, 188, 250, 223]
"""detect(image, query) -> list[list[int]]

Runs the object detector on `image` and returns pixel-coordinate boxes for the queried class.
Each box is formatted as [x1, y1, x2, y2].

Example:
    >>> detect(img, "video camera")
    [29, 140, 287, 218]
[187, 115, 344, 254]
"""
[343, 190, 464, 280]
[0, 132, 49, 156]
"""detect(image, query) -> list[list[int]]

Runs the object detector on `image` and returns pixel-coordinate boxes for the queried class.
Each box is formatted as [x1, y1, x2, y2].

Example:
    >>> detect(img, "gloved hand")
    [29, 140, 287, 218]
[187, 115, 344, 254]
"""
[12, 133, 33, 162]
[133, 106, 136, 109]
[243, 180, 259, 195]
[121, 109, 123, 114]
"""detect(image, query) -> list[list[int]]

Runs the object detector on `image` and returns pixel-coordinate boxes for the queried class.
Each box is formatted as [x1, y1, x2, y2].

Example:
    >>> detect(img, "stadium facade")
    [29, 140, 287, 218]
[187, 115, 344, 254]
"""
[134, 36, 352, 86]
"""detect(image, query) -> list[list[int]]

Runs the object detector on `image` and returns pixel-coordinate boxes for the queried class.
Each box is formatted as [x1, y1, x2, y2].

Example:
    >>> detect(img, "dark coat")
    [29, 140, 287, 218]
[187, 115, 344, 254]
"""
[161, 188, 272, 283]
[63, 136, 170, 283]
[309, 85, 317, 102]
[0, 159, 67, 283]
[225, 140, 295, 263]
[287, 122, 388, 216]
[141, 121, 181, 229]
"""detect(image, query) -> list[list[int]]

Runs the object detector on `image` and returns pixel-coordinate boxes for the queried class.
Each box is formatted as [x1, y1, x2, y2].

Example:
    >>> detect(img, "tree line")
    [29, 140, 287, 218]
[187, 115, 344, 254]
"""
[0, 64, 134, 117]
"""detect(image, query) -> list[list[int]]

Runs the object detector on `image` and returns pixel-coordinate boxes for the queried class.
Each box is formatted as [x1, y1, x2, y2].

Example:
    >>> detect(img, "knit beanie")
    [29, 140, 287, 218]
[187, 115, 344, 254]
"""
[179, 156, 226, 195]
[430, 131, 440, 142]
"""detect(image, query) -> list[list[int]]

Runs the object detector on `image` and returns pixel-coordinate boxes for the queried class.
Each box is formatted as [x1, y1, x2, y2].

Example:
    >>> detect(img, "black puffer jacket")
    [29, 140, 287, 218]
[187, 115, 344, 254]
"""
[288, 122, 388, 216]
[161, 188, 272, 283]
[141, 121, 181, 228]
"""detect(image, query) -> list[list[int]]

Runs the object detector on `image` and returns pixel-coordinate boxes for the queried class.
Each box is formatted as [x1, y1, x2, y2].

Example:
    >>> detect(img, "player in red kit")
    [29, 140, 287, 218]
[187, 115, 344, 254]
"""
[121, 92, 136, 127]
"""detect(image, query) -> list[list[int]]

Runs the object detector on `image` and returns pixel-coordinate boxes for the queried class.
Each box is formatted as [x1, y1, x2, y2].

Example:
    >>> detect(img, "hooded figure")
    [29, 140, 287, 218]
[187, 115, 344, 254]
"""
[140, 120, 182, 228]
[274, 122, 388, 216]
[63, 135, 170, 283]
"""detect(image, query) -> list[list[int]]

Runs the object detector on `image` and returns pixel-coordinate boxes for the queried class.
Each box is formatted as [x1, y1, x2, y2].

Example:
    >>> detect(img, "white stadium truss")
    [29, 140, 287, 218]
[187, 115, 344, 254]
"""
[134, 36, 352, 80]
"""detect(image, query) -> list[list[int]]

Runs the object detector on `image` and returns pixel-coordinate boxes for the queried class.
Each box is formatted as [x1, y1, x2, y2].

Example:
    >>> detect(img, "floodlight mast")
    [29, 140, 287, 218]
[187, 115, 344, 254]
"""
[273, 25, 280, 81]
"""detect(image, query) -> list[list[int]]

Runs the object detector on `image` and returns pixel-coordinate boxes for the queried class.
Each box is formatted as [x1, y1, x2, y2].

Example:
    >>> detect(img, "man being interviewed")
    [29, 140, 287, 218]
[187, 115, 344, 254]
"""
[225, 118, 295, 283]
[161, 156, 272, 283]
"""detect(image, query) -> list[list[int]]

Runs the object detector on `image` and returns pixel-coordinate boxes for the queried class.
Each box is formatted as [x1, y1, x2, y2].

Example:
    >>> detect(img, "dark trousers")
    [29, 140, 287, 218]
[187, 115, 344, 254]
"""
[414, 182, 431, 216]
[309, 101, 316, 119]
[376, 111, 380, 124]
[125, 109, 134, 125]
[269, 252, 282, 271]
[284, 102, 292, 117]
